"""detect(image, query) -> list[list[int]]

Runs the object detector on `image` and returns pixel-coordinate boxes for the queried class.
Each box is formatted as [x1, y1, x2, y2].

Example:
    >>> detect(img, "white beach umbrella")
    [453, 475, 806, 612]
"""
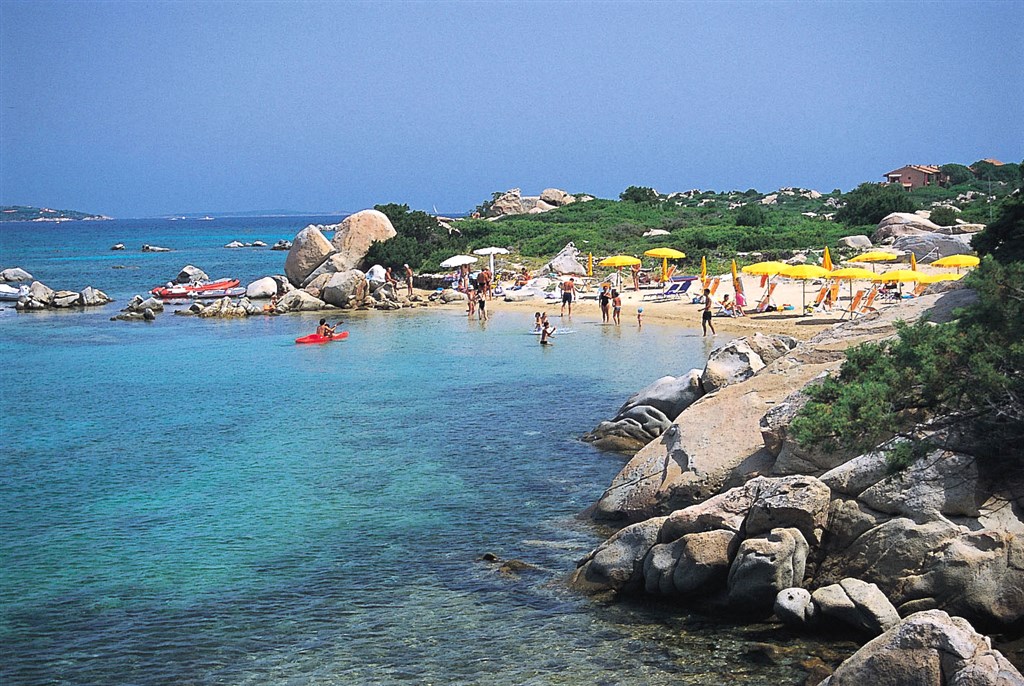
[473, 247, 510, 274]
[439, 254, 479, 269]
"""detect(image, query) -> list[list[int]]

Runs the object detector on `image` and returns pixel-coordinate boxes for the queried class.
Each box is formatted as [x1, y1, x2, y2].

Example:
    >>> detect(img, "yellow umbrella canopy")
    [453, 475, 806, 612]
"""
[780, 264, 831, 280]
[849, 251, 899, 263]
[873, 269, 925, 282]
[741, 261, 789, 276]
[829, 267, 877, 280]
[822, 247, 833, 271]
[643, 248, 686, 259]
[598, 255, 642, 268]
[931, 254, 980, 269]
[644, 248, 686, 282]
[917, 272, 965, 283]
[700, 256, 708, 286]
[587, 252, 593, 277]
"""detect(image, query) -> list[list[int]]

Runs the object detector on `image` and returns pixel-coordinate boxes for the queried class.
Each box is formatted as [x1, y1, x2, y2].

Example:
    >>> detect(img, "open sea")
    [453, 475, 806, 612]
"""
[0, 217, 853, 684]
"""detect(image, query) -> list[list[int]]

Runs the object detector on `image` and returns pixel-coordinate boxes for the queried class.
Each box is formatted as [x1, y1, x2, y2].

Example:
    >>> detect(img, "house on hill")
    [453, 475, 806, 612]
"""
[883, 165, 949, 190]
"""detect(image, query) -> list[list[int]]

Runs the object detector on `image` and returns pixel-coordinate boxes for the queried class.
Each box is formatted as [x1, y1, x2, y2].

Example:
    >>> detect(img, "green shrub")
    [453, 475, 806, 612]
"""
[620, 186, 660, 203]
[735, 204, 767, 227]
[836, 183, 917, 226]
[929, 206, 958, 226]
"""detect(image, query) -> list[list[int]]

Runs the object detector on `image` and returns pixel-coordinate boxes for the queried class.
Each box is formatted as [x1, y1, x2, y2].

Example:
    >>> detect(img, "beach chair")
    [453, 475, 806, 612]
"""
[708, 277, 721, 297]
[643, 278, 693, 302]
[812, 284, 830, 308]
[911, 282, 927, 297]
[755, 283, 777, 313]
[691, 277, 721, 304]
[839, 289, 865, 319]
[859, 287, 880, 314]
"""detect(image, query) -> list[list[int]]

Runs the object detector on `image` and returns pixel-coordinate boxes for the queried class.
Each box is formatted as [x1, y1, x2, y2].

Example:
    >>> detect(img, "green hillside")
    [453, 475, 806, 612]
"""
[0, 205, 111, 222]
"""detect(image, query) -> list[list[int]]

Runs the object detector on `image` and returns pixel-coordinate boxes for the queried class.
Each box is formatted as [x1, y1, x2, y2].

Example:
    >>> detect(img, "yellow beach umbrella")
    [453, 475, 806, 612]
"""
[780, 264, 831, 314]
[911, 253, 918, 271]
[644, 248, 686, 283]
[822, 247, 833, 271]
[587, 252, 593, 277]
[700, 256, 708, 287]
[598, 255, 642, 268]
[931, 254, 979, 273]
[730, 259, 745, 299]
[849, 251, 899, 273]
[829, 267, 877, 305]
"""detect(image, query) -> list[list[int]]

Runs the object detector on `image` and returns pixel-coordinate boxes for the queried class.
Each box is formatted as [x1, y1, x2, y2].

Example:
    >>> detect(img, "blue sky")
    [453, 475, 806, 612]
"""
[1, 1, 1021, 217]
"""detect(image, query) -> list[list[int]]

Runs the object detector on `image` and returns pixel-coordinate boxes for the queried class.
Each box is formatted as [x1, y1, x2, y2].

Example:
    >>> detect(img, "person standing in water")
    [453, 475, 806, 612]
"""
[637, 306, 643, 328]
[702, 288, 716, 336]
[611, 289, 622, 325]
[476, 287, 487, 321]
[599, 284, 611, 323]
[540, 320, 556, 345]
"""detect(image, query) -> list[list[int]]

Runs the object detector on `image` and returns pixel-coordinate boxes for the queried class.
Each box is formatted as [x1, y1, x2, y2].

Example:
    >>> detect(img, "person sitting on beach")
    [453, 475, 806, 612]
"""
[611, 289, 622, 325]
[721, 293, 734, 316]
[264, 293, 279, 313]
[385, 267, 398, 287]
[315, 318, 337, 338]
[516, 267, 531, 287]
[540, 320, 556, 345]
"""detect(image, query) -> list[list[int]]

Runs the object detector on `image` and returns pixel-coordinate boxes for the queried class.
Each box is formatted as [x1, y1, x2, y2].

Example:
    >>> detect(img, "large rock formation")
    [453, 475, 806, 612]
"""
[329, 209, 397, 272]
[483, 188, 575, 218]
[321, 270, 368, 309]
[819, 610, 1023, 686]
[873, 212, 942, 242]
[15, 281, 113, 310]
[176, 265, 209, 284]
[582, 370, 704, 452]
[1, 267, 33, 282]
[284, 226, 335, 287]
[544, 242, 588, 275]
[892, 233, 974, 261]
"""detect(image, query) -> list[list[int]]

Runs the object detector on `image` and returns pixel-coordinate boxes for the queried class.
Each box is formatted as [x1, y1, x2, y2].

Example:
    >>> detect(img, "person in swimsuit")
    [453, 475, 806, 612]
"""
[702, 289, 716, 336]
[404, 264, 414, 297]
[631, 263, 641, 291]
[540, 320, 556, 345]
[560, 278, 576, 317]
[611, 289, 621, 325]
[534, 312, 542, 331]
[315, 318, 337, 338]
[467, 285, 476, 317]
[637, 306, 643, 328]
[476, 287, 487, 321]
[599, 284, 611, 323]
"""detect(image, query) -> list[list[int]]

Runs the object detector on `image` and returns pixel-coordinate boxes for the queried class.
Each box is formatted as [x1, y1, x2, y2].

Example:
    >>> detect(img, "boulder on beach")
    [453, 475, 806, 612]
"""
[329, 209, 397, 272]
[873, 212, 942, 242]
[1, 267, 33, 282]
[321, 270, 368, 309]
[284, 226, 335, 287]
[819, 610, 1023, 686]
[176, 265, 209, 284]
[245, 277, 279, 299]
[274, 289, 331, 313]
[545, 242, 588, 275]
[839, 235, 872, 250]
[891, 233, 973, 261]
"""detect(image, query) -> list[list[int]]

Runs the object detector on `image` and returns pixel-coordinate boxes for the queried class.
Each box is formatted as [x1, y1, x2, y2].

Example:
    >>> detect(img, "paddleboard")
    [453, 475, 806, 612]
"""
[295, 331, 349, 344]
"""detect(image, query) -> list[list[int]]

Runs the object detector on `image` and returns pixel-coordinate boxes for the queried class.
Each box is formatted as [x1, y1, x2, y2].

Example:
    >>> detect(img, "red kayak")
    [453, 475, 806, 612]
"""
[295, 331, 349, 344]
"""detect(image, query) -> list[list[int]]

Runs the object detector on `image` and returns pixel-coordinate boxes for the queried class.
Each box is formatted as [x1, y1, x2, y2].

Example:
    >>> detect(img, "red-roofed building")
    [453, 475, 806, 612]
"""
[883, 165, 949, 190]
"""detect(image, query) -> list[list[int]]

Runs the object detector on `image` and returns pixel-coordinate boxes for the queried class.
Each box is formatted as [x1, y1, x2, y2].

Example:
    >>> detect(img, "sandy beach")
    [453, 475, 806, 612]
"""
[426, 266, 950, 341]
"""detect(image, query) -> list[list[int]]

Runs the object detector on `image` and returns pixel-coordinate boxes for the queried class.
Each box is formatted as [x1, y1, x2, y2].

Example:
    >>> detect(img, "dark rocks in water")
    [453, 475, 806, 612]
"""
[141, 244, 172, 252]
[271, 239, 292, 251]
[476, 552, 537, 575]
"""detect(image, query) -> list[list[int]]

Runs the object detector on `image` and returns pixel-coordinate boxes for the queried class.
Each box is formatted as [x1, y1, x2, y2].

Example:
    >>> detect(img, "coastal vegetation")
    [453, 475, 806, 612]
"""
[791, 190, 1024, 476]
[0, 205, 109, 222]
[365, 160, 1019, 275]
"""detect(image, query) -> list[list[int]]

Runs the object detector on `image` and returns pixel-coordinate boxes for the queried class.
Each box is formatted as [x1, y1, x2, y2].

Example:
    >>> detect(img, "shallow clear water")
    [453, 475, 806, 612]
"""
[0, 218, 852, 684]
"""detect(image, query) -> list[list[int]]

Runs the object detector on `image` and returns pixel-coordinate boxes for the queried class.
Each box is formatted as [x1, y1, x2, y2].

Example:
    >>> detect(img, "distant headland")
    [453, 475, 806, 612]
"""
[0, 205, 112, 222]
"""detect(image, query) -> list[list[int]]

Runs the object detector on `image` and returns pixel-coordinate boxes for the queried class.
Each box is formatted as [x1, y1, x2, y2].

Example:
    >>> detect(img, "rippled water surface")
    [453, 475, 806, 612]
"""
[0, 218, 853, 684]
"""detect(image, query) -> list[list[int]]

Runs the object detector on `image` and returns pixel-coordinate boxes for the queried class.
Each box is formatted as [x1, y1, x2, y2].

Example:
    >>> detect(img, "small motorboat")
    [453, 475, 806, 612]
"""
[151, 278, 240, 299]
[0, 283, 29, 301]
[191, 287, 246, 300]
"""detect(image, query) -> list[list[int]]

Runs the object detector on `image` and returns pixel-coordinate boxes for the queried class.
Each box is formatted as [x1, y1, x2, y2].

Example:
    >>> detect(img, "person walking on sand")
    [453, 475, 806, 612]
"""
[560, 278, 576, 317]
[476, 286, 487, 321]
[611, 289, 622, 325]
[599, 284, 611, 323]
[702, 288, 716, 336]
[404, 264, 414, 297]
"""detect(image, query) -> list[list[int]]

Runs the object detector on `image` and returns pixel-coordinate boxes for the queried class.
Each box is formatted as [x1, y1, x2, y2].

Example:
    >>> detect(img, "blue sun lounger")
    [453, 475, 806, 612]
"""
[642, 276, 696, 302]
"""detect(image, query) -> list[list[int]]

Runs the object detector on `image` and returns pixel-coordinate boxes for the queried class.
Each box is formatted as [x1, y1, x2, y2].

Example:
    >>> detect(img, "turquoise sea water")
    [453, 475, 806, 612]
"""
[0, 218, 851, 684]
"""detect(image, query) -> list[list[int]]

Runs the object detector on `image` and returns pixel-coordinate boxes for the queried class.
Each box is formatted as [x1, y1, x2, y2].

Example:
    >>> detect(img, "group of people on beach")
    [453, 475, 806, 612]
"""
[597, 283, 624, 324]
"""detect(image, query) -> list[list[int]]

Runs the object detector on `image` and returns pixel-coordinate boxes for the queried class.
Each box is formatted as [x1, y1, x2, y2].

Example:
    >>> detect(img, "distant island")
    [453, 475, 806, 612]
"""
[0, 205, 112, 222]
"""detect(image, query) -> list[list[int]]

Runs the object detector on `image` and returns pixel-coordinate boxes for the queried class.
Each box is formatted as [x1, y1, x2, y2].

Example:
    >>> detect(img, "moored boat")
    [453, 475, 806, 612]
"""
[0, 283, 29, 301]
[151, 278, 240, 299]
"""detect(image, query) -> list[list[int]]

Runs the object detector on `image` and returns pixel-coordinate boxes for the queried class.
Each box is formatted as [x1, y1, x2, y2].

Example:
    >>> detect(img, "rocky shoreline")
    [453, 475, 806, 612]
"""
[571, 286, 1024, 684]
